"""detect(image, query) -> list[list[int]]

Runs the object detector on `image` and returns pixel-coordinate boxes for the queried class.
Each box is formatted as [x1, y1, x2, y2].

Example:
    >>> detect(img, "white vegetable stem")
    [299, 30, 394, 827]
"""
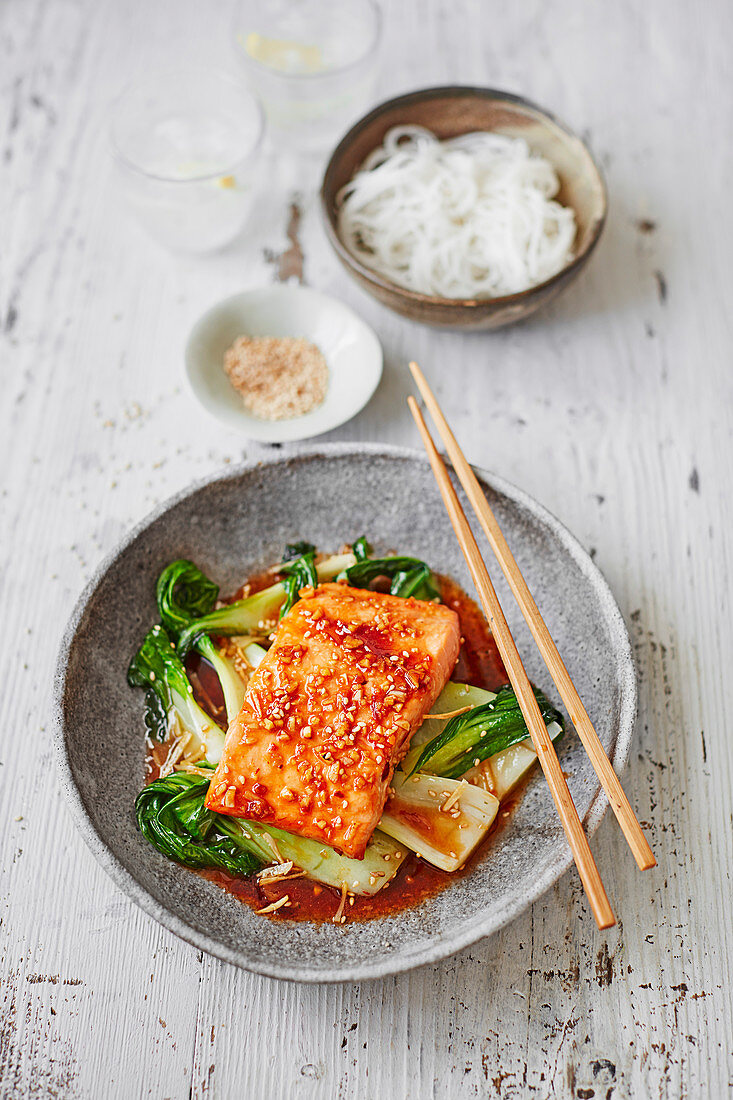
[232, 820, 407, 896]
[380, 772, 499, 873]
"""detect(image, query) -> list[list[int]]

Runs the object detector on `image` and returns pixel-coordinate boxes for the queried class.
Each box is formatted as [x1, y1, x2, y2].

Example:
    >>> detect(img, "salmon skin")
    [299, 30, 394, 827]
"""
[206, 583, 460, 859]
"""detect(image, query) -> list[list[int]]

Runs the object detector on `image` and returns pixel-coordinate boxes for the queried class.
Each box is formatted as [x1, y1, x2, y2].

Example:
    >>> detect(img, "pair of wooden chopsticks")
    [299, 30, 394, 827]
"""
[408, 361, 654, 930]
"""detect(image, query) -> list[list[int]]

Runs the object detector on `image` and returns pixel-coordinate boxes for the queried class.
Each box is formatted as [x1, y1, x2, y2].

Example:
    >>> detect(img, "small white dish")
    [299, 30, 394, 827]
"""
[184, 285, 383, 442]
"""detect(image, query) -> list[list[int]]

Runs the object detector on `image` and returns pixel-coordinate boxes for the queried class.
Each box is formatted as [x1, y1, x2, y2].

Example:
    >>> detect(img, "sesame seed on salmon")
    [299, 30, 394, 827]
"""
[205, 583, 460, 858]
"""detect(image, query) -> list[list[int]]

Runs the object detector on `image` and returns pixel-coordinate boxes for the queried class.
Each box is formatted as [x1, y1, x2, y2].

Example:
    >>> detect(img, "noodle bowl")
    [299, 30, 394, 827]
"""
[335, 125, 577, 300]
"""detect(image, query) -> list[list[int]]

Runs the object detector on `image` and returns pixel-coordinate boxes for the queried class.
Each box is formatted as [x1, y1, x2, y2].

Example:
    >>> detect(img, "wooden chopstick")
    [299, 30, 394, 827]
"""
[408, 396, 615, 930]
[409, 361, 655, 873]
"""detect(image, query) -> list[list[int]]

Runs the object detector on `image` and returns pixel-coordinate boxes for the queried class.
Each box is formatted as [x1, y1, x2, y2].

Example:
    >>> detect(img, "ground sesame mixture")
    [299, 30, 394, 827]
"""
[223, 335, 329, 421]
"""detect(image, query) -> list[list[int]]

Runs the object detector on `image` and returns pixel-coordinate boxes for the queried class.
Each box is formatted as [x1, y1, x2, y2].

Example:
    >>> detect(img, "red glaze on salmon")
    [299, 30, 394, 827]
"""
[206, 583, 460, 858]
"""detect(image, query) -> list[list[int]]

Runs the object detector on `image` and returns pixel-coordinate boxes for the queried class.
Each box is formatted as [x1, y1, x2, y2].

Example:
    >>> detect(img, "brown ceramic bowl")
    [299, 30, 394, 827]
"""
[321, 86, 607, 330]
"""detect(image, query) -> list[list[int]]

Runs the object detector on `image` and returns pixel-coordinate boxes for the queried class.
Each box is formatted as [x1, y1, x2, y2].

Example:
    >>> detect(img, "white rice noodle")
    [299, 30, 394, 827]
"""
[336, 125, 577, 299]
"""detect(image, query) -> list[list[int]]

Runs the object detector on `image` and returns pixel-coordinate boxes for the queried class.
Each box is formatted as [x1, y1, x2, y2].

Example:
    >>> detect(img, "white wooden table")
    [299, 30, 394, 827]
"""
[2, 1, 732, 1096]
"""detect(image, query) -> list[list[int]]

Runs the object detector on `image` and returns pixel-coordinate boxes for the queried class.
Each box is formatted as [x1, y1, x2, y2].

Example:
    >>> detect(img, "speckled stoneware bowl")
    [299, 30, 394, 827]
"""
[321, 87, 607, 330]
[54, 445, 635, 983]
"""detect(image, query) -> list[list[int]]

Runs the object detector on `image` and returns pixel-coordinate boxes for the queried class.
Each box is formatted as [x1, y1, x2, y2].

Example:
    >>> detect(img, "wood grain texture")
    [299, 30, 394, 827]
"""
[1, 0, 732, 1097]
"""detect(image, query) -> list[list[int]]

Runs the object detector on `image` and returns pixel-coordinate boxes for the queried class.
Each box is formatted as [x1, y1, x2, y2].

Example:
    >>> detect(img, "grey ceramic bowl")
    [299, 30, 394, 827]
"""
[54, 445, 635, 982]
[321, 86, 607, 331]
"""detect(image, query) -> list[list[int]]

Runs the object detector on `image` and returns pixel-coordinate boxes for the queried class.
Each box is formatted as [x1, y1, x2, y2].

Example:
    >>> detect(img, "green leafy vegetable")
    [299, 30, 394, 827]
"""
[338, 553, 440, 601]
[388, 563, 436, 599]
[279, 545, 318, 619]
[351, 536, 371, 562]
[412, 682, 494, 749]
[127, 624, 225, 763]
[283, 540, 316, 560]
[408, 684, 563, 780]
[177, 584, 287, 657]
[176, 552, 356, 656]
[156, 560, 246, 721]
[156, 559, 219, 635]
[136, 769, 407, 894]
[136, 772, 266, 877]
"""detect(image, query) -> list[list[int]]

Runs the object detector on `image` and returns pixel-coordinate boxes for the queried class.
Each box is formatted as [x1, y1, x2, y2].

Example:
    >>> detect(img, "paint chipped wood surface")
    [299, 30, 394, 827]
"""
[1, 0, 732, 1096]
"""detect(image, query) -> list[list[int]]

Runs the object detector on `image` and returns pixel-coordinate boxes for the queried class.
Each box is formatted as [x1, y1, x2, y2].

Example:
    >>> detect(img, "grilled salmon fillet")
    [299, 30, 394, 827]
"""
[206, 583, 460, 858]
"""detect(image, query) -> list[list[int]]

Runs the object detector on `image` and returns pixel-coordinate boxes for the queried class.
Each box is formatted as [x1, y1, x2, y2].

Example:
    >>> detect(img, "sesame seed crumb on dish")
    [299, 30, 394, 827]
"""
[223, 335, 329, 421]
[185, 285, 382, 442]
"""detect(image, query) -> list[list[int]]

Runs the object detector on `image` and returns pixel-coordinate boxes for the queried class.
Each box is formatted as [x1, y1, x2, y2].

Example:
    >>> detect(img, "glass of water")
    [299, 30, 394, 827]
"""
[232, 0, 381, 153]
[109, 69, 265, 253]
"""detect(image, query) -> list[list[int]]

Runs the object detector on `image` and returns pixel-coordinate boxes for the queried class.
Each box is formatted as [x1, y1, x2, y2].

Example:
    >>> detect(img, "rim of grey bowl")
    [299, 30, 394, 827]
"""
[52, 442, 636, 984]
[321, 85, 608, 311]
[108, 67, 266, 185]
[231, 0, 382, 83]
